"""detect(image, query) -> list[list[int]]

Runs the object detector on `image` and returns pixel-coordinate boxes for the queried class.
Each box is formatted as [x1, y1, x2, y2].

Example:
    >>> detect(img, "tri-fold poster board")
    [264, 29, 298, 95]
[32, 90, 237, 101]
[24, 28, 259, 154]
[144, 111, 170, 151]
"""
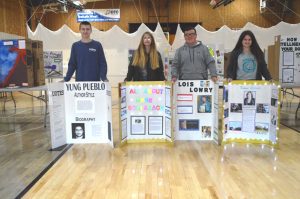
[278, 36, 300, 87]
[48, 82, 114, 149]
[48, 80, 280, 149]
[174, 80, 218, 141]
[222, 81, 280, 146]
[119, 81, 173, 144]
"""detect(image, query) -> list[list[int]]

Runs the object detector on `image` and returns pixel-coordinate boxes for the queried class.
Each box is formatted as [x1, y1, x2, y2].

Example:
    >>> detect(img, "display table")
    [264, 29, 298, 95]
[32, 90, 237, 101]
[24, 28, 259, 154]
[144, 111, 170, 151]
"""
[0, 85, 48, 126]
[222, 80, 280, 146]
[173, 80, 219, 141]
[119, 81, 173, 144]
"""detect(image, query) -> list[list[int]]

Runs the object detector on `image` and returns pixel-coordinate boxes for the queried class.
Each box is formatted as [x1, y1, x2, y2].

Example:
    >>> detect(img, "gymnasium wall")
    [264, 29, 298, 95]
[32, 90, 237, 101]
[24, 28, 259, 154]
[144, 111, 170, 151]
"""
[30, 0, 300, 33]
[0, 0, 27, 37]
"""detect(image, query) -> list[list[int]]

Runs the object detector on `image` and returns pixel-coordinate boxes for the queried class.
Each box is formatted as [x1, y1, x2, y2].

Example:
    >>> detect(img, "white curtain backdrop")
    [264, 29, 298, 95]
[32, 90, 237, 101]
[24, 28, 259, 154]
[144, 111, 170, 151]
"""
[27, 22, 300, 86]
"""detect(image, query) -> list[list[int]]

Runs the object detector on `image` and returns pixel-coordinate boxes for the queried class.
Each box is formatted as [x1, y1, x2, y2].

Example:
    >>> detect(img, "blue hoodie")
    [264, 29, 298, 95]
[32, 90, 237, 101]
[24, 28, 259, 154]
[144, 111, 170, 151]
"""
[64, 40, 107, 81]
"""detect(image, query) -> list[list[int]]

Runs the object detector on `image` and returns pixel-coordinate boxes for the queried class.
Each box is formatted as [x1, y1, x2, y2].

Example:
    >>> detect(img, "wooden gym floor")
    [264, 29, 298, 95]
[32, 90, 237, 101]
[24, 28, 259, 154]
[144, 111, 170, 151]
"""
[0, 88, 300, 199]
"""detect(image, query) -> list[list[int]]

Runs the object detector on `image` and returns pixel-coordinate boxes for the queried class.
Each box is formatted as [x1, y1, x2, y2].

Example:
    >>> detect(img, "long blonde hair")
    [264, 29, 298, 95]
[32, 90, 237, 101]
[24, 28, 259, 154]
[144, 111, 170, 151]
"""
[132, 32, 159, 70]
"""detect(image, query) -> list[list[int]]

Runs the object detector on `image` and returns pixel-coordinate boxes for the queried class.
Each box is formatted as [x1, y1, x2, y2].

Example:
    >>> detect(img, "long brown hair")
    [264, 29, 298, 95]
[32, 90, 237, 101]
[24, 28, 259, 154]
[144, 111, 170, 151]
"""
[132, 32, 159, 70]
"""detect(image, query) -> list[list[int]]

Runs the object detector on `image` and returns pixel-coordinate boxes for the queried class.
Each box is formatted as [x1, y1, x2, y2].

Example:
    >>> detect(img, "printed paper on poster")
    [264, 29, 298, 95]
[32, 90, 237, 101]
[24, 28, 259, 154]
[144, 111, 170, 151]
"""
[242, 109, 256, 133]
[149, 116, 163, 135]
[165, 117, 171, 138]
[282, 68, 294, 83]
[165, 87, 171, 108]
[177, 106, 193, 114]
[131, 116, 145, 135]
[283, 51, 294, 66]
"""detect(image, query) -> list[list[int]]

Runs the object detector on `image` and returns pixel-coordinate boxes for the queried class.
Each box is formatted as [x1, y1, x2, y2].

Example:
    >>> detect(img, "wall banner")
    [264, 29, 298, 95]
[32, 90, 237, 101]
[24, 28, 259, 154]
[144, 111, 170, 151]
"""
[77, 9, 120, 22]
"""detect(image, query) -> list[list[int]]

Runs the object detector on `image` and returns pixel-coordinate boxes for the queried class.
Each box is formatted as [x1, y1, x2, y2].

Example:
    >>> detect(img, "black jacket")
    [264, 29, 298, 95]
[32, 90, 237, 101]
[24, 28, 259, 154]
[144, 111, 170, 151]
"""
[125, 52, 165, 81]
[226, 49, 272, 80]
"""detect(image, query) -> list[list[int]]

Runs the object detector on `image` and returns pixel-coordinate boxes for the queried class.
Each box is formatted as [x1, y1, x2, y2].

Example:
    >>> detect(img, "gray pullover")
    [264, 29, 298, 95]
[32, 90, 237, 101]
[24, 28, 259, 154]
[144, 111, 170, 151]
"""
[171, 41, 217, 80]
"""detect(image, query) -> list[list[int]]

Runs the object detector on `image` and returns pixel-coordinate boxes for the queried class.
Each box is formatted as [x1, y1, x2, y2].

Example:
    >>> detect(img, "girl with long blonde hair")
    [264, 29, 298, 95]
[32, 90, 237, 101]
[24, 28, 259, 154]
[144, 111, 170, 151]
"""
[125, 32, 165, 81]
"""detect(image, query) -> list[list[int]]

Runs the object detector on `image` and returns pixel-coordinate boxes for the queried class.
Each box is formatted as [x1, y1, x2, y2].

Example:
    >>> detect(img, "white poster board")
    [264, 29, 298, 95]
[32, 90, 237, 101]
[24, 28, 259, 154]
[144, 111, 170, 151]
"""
[64, 82, 113, 145]
[222, 81, 280, 146]
[120, 81, 173, 143]
[174, 80, 216, 140]
[207, 44, 225, 85]
[279, 36, 300, 87]
[48, 82, 66, 149]
[44, 51, 63, 78]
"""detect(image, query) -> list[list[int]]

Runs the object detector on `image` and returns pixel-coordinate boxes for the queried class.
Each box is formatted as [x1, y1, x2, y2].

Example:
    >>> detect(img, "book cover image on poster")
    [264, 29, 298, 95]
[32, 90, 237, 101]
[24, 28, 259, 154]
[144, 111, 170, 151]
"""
[230, 103, 242, 113]
[271, 98, 278, 107]
[197, 95, 212, 113]
[271, 110, 277, 126]
[256, 104, 269, 113]
[255, 123, 269, 133]
[224, 124, 228, 134]
[223, 87, 228, 102]
[121, 95, 126, 107]
[201, 126, 212, 138]
[224, 108, 229, 118]
[72, 123, 85, 139]
[229, 121, 242, 131]
[243, 91, 256, 106]
[179, 119, 199, 131]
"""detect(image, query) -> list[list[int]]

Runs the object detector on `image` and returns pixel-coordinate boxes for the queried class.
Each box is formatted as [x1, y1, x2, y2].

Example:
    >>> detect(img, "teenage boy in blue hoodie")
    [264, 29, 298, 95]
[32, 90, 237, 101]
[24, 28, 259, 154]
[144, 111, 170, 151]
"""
[171, 27, 217, 82]
[64, 21, 108, 82]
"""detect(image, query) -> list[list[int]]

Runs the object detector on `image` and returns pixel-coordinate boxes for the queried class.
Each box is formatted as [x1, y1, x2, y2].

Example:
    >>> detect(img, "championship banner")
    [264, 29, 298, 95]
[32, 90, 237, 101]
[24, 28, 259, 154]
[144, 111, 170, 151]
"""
[279, 36, 300, 87]
[174, 80, 217, 140]
[64, 82, 113, 145]
[48, 82, 66, 149]
[119, 81, 173, 143]
[77, 9, 120, 22]
[222, 81, 280, 146]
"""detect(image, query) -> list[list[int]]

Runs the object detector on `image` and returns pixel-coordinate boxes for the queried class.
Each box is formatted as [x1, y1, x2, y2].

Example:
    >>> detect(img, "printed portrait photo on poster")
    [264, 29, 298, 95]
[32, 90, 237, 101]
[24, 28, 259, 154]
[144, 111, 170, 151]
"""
[72, 123, 85, 139]
[243, 91, 256, 106]
[197, 95, 212, 113]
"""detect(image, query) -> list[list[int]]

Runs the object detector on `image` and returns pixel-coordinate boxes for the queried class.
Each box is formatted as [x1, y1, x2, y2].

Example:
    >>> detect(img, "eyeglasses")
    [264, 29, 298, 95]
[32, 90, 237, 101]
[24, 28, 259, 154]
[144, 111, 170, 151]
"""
[184, 33, 196, 37]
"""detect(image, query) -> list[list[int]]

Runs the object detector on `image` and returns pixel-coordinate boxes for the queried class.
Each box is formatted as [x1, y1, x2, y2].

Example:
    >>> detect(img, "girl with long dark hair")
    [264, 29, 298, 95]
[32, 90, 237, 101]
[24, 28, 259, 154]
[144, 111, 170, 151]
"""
[227, 30, 272, 81]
